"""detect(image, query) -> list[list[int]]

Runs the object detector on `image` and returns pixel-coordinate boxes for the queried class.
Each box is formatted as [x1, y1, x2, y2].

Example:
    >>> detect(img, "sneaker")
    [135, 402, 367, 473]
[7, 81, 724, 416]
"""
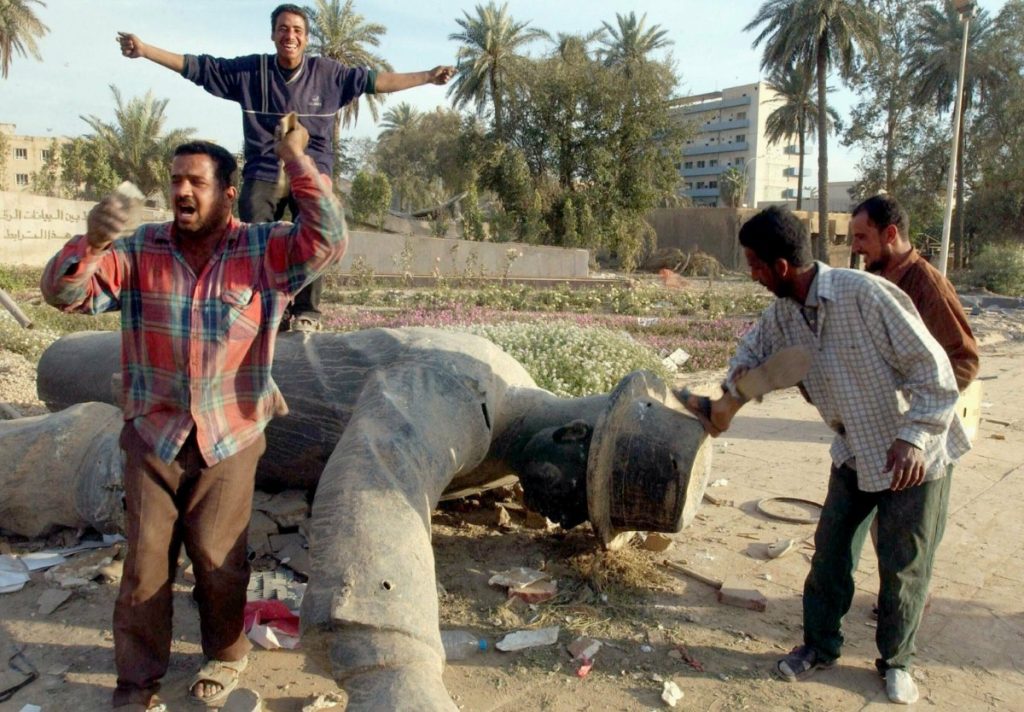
[885, 668, 919, 704]
[774, 645, 835, 682]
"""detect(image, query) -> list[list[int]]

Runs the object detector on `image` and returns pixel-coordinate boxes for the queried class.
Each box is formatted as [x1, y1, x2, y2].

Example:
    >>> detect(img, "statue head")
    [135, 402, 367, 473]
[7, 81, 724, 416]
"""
[517, 420, 593, 529]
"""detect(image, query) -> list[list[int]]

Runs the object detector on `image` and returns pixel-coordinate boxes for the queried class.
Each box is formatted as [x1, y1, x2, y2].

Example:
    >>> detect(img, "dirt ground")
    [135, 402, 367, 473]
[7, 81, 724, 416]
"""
[1, 311, 1023, 711]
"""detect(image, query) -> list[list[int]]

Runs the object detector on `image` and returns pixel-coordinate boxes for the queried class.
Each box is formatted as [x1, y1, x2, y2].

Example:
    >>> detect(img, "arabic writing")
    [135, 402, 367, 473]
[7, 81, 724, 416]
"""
[1, 208, 87, 223]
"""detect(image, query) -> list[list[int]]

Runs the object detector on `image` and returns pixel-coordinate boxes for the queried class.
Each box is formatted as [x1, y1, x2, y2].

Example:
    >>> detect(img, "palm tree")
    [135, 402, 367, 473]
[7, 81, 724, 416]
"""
[378, 102, 420, 139]
[764, 64, 841, 210]
[598, 11, 672, 73]
[80, 85, 195, 199]
[906, 2, 999, 269]
[746, 0, 880, 261]
[719, 167, 749, 208]
[0, 0, 49, 78]
[306, 0, 393, 129]
[448, 2, 546, 141]
[550, 29, 606, 64]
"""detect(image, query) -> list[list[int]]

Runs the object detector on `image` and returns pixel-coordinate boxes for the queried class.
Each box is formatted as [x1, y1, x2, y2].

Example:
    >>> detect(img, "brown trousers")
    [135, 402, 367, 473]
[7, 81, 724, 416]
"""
[112, 422, 264, 707]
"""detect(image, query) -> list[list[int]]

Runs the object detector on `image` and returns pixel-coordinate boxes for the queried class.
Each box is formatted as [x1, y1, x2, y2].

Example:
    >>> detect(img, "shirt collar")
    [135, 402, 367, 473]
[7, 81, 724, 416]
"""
[880, 247, 920, 284]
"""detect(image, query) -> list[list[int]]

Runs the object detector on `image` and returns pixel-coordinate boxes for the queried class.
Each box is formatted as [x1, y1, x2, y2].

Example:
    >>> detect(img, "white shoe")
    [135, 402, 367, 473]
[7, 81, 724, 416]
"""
[885, 668, 919, 705]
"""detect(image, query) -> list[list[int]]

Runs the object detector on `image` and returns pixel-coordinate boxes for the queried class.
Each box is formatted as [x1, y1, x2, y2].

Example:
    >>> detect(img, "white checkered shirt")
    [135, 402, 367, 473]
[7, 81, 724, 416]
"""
[728, 264, 970, 493]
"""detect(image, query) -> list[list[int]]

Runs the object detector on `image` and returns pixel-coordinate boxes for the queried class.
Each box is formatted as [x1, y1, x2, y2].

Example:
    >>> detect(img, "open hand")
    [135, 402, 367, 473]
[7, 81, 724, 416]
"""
[117, 32, 146, 59]
[86, 196, 128, 250]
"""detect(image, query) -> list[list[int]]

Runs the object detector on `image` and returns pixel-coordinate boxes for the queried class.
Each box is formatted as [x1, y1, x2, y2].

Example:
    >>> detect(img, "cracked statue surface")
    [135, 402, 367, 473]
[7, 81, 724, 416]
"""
[3, 326, 712, 711]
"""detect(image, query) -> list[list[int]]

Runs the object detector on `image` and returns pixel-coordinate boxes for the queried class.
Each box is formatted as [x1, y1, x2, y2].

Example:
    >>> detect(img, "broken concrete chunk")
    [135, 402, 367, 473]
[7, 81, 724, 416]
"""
[221, 687, 263, 712]
[716, 578, 768, 612]
[248, 510, 279, 558]
[268, 531, 306, 556]
[495, 505, 513, 530]
[277, 542, 311, 578]
[641, 533, 674, 552]
[255, 490, 309, 528]
[661, 680, 684, 707]
[301, 692, 346, 712]
[495, 626, 560, 651]
[37, 588, 72, 616]
[568, 636, 602, 661]
[766, 538, 796, 559]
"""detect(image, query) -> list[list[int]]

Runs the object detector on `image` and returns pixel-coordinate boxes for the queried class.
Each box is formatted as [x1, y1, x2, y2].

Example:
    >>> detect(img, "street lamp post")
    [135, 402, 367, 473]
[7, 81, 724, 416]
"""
[938, 0, 977, 276]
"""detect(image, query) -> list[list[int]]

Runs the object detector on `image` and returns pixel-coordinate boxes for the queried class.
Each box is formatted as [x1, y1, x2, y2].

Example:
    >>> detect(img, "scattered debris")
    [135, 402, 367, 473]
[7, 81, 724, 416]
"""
[709, 479, 729, 488]
[661, 680, 684, 707]
[669, 645, 705, 672]
[640, 533, 674, 552]
[702, 492, 735, 507]
[523, 511, 558, 530]
[496, 626, 560, 652]
[302, 692, 345, 711]
[568, 636, 602, 662]
[660, 560, 723, 590]
[246, 570, 305, 610]
[36, 589, 72, 616]
[248, 511, 280, 558]
[716, 578, 768, 612]
[488, 567, 548, 589]
[244, 600, 300, 650]
[222, 687, 262, 712]
[766, 538, 796, 559]
[495, 505, 513, 530]
[662, 348, 691, 372]
[755, 496, 822, 524]
[255, 490, 309, 529]
[508, 579, 557, 604]
[0, 556, 30, 594]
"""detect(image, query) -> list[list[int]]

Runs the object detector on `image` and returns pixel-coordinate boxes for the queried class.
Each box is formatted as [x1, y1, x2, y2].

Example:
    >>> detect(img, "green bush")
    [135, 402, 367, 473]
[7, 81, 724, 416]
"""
[466, 321, 671, 397]
[351, 171, 392, 229]
[969, 243, 1024, 297]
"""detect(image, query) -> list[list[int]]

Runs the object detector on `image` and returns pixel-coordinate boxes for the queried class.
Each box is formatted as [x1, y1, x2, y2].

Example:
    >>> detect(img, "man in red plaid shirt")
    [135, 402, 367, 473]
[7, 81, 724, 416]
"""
[41, 121, 346, 710]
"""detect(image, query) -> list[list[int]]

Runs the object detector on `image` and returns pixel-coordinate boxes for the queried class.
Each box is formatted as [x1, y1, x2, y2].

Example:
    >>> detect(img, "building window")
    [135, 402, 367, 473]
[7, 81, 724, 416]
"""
[709, 159, 718, 167]
[735, 134, 746, 144]
[735, 157, 745, 167]
[16, 174, 29, 186]
[41, 149, 52, 161]
[709, 181, 718, 189]
[696, 181, 706, 189]
[696, 160, 706, 168]
[14, 148, 27, 159]
[683, 161, 693, 169]
[736, 111, 747, 120]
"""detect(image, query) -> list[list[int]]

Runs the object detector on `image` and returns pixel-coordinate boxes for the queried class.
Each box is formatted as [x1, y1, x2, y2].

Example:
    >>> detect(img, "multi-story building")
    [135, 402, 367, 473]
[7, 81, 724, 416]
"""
[0, 123, 69, 193]
[672, 81, 811, 208]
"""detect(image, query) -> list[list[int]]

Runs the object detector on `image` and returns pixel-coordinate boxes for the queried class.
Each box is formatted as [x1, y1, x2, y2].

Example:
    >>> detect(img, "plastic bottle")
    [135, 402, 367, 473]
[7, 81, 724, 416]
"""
[440, 630, 488, 660]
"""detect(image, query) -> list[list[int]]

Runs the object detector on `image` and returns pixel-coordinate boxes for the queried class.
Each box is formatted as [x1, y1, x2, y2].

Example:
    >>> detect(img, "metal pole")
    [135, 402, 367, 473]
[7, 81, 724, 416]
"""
[938, 6, 973, 276]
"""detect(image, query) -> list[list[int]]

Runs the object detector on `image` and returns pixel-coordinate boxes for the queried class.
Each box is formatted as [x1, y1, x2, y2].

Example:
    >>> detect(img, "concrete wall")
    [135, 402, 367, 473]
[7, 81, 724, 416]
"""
[0, 191, 590, 279]
[0, 191, 171, 266]
[647, 206, 852, 270]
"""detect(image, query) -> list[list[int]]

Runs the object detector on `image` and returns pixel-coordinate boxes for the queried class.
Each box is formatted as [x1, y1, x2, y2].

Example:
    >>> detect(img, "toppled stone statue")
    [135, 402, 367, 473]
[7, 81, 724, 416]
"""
[3, 326, 710, 711]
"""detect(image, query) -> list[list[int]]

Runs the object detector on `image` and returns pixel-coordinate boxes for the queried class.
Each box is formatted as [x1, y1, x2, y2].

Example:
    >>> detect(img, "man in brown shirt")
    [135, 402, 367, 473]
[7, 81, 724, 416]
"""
[852, 194, 979, 391]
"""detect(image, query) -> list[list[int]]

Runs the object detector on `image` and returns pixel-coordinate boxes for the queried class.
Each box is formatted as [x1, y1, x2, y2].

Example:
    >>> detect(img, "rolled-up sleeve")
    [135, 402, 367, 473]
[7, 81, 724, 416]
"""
[262, 155, 348, 296]
[40, 234, 127, 314]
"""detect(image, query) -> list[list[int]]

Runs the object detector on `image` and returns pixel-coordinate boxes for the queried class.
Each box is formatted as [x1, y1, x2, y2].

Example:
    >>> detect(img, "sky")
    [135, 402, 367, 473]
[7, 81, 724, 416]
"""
[1, 0, 1009, 183]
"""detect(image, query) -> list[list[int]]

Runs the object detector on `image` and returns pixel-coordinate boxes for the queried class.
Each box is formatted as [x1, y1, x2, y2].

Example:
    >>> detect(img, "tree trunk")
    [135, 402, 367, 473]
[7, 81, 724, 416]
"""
[490, 67, 503, 141]
[797, 113, 806, 211]
[816, 42, 830, 264]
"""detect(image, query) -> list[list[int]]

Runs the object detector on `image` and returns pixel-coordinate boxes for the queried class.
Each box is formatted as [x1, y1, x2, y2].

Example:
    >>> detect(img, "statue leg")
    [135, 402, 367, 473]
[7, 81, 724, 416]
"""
[301, 366, 491, 712]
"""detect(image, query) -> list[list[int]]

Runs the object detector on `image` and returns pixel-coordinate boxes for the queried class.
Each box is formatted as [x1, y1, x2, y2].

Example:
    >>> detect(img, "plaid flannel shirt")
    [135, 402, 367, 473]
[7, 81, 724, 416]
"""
[41, 156, 346, 465]
[728, 263, 970, 492]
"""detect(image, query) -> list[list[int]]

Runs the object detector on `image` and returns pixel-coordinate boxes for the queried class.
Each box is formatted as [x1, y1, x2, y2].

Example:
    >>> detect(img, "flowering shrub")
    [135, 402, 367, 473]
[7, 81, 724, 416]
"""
[465, 321, 672, 397]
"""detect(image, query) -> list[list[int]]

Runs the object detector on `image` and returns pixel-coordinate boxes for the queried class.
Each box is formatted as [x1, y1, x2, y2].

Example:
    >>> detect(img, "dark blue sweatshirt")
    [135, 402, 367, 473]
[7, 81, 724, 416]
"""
[182, 53, 375, 182]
